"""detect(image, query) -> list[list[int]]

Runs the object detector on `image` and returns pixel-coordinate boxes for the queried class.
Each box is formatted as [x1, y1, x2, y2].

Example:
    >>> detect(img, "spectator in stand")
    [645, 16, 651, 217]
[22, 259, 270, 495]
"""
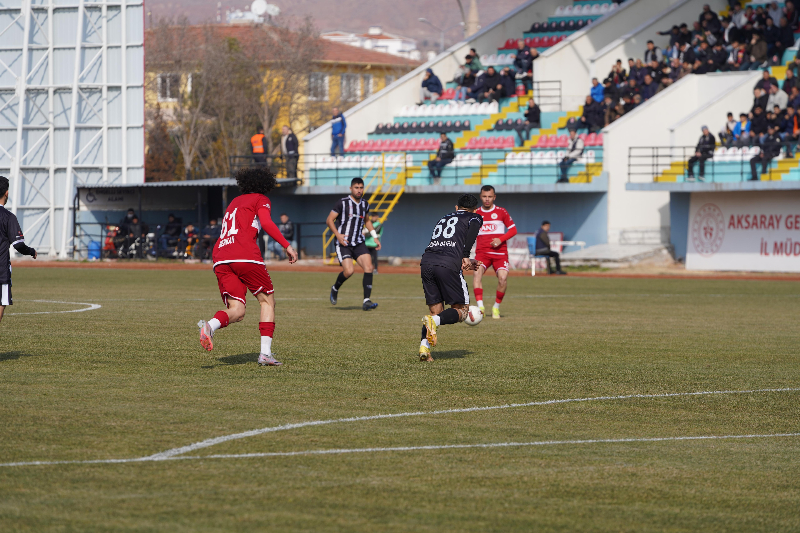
[623, 78, 640, 99]
[769, 1, 783, 26]
[657, 71, 675, 93]
[180, 224, 198, 259]
[769, 105, 782, 130]
[677, 23, 692, 45]
[363, 212, 383, 274]
[330, 107, 346, 156]
[790, 85, 800, 109]
[691, 21, 705, 46]
[721, 18, 740, 49]
[774, 17, 796, 63]
[590, 78, 604, 103]
[719, 112, 736, 146]
[607, 100, 626, 125]
[751, 105, 768, 142]
[779, 105, 799, 156]
[755, 69, 778, 92]
[159, 214, 183, 252]
[742, 33, 768, 70]
[513, 39, 538, 90]
[427, 132, 454, 183]
[465, 53, 483, 73]
[750, 124, 781, 180]
[499, 67, 516, 98]
[558, 129, 584, 183]
[270, 213, 295, 260]
[534, 221, 566, 275]
[465, 71, 486, 102]
[633, 59, 648, 84]
[763, 16, 780, 56]
[680, 41, 696, 67]
[733, 112, 752, 146]
[603, 96, 618, 126]
[687, 126, 716, 181]
[199, 218, 221, 260]
[784, 67, 798, 95]
[125, 215, 147, 258]
[518, 98, 541, 143]
[768, 82, 789, 111]
[657, 26, 682, 47]
[452, 66, 475, 102]
[693, 41, 712, 73]
[603, 77, 619, 102]
[621, 94, 635, 113]
[785, 1, 799, 29]
[250, 126, 267, 165]
[699, 4, 718, 24]
[632, 93, 644, 109]
[752, 87, 769, 113]
[641, 74, 657, 100]
[280, 125, 299, 179]
[608, 60, 627, 86]
[727, 41, 745, 70]
[118, 208, 136, 236]
[702, 11, 722, 36]
[627, 58, 639, 83]
[731, 3, 748, 29]
[419, 68, 442, 104]
[480, 66, 503, 103]
[643, 40, 663, 63]
[579, 95, 604, 132]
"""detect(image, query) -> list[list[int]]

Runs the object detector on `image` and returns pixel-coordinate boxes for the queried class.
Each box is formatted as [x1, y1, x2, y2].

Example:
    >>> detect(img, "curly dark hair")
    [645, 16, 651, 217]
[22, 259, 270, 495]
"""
[457, 194, 479, 210]
[235, 167, 278, 196]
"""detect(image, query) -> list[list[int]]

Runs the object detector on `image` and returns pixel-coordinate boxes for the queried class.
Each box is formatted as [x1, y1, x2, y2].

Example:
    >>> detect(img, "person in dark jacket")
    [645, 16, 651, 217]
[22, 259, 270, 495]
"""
[420, 68, 443, 104]
[330, 107, 346, 156]
[499, 67, 516, 98]
[709, 42, 729, 71]
[640, 74, 657, 100]
[579, 95, 604, 132]
[534, 221, 565, 275]
[752, 88, 769, 114]
[657, 25, 682, 47]
[783, 69, 797, 94]
[513, 39, 536, 80]
[519, 99, 541, 142]
[159, 213, 183, 252]
[427, 132, 455, 182]
[750, 124, 781, 180]
[270, 213, 295, 260]
[199, 218, 221, 260]
[779, 105, 799, 156]
[687, 126, 716, 181]
[774, 16, 796, 63]
[480, 67, 503, 102]
[750, 105, 769, 141]
[280, 125, 299, 179]
[623, 78, 641, 100]
[125, 215, 148, 258]
[602, 77, 619, 102]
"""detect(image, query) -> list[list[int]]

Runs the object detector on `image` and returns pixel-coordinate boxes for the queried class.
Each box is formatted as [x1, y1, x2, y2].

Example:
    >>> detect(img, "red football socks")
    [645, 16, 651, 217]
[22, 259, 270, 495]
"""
[474, 288, 483, 301]
[495, 291, 505, 304]
[213, 311, 230, 329]
[259, 322, 275, 338]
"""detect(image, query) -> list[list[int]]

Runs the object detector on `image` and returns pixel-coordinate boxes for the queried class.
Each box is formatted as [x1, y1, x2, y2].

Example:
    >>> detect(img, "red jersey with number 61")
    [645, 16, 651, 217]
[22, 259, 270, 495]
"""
[212, 193, 275, 268]
[475, 205, 516, 256]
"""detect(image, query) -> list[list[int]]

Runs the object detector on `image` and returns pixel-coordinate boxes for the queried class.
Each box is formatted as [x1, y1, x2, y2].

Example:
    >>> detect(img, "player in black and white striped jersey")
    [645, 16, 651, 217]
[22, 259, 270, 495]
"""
[0, 177, 38, 324]
[325, 177, 381, 311]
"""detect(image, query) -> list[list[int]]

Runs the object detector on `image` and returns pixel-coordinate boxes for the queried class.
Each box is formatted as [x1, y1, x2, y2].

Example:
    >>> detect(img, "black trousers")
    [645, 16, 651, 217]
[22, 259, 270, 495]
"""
[750, 154, 774, 180]
[687, 154, 712, 177]
[536, 248, 561, 273]
[285, 155, 298, 178]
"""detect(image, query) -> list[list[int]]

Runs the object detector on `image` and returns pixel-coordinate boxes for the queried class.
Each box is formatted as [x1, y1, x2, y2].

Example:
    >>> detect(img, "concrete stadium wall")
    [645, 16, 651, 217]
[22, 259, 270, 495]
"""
[588, 0, 729, 81]
[304, 0, 564, 155]
[270, 190, 608, 258]
[603, 71, 761, 244]
[534, 0, 688, 110]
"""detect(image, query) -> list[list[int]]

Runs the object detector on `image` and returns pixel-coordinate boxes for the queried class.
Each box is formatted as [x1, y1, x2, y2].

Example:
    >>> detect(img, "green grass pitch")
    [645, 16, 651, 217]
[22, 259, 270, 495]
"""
[0, 267, 799, 532]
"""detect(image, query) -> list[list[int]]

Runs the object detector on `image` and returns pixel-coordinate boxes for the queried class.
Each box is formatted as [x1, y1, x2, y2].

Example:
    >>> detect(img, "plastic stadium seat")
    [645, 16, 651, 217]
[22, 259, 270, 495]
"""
[555, 134, 568, 147]
[504, 135, 515, 148]
[558, 21, 567, 31]
[529, 36, 540, 47]
[595, 133, 604, 145]
[397, 139, 410, 151]
[555, 6, 565, 16]
[591, 4, 601, 14]
[346, 141, 358, 153]
[567, 20, 576, 31]
[363, 140, 376, 151]
[576, 19, 585, 29]
[495, 119, 505, 131]
[524, 37, 533, 47]
[504, 38, 515, 49]
[548, 21, 558, 31]
[600, 3, 609, 13]
[536, 134, 549, 148]
[585, 133, 597, 146]
[476, 137, 489, 149]
[563, 5, 573, 15]
[463, 120, 471, 130]
[529, 22, 541, 33]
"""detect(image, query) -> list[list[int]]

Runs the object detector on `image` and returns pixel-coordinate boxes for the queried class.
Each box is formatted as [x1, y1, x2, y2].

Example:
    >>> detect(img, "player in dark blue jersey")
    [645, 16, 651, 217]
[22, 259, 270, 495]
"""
[418, 194, 483, 361]
[0, 177, 38, 324]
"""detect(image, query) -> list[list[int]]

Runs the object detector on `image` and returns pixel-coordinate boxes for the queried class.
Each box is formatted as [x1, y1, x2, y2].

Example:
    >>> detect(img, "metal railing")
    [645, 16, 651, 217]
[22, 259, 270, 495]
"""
[628, 143, 795, 183]
[228, 149, 602, 187]
[530, 80, 562, 111]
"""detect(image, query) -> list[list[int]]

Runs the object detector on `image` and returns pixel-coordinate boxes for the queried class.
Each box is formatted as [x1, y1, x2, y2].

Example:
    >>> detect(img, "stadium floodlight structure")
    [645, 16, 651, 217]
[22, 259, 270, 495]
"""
[0, 0, 144, 258]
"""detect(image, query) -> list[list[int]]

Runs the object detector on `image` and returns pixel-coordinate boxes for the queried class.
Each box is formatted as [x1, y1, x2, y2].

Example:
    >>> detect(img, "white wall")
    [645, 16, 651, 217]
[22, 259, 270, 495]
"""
[604, 72, 761, 244]
[304, 0, 565, 155]
[534, 0, 687, 110]
[589, 0, 728, 81]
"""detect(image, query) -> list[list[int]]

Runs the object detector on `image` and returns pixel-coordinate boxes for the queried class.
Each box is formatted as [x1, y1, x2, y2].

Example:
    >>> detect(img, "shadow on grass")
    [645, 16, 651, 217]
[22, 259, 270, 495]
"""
[201, 353, 258, 369]
[431, 349, 470, 360]
[331, 306, 364, 311]
[0, 351, 39, 362]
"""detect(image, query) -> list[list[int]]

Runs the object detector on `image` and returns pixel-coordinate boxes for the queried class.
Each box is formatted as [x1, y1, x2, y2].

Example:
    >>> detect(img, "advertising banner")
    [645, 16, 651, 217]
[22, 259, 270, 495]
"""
[686, 191, 800, 272]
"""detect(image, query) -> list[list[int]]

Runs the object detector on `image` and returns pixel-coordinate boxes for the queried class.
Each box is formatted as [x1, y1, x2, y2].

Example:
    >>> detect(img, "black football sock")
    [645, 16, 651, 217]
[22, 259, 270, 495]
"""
[333, 272, 348, 290]
[363, 273, 373, 300]
[438, 308, 461, 325]
[421, 325, 428, 341]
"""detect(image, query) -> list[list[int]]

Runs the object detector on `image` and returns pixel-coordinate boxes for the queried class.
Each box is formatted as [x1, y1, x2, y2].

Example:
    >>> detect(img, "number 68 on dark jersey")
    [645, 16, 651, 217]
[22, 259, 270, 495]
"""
[420, 210, 483, 272]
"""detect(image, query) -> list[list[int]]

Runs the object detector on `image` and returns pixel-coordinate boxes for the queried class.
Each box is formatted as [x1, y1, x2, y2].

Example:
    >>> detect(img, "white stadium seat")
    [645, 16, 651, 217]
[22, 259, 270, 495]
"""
[600, 3, 609, 13]
[555, 6, 565, 16]
[591, 4, 601, 14]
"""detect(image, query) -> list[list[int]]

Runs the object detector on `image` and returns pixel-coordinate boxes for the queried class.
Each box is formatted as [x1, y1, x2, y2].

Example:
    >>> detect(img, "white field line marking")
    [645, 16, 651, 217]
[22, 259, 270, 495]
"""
[2, 433, 799, 468]
[7, 300, 102, 316]
[145, 387, 800, 460]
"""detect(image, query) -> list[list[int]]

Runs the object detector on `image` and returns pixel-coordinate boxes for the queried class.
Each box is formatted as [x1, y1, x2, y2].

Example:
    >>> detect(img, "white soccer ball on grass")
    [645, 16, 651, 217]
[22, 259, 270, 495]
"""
[464, 305, 483, 326]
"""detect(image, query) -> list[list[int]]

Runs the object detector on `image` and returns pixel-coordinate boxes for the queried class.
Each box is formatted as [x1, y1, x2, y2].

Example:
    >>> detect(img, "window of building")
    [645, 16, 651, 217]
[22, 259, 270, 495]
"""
[309, 72, 329, 101]
[384, 75, 396, 88]
[362, 74, 373, 98]
[157, 73, 181, 102]
[341, 73, 361, 102]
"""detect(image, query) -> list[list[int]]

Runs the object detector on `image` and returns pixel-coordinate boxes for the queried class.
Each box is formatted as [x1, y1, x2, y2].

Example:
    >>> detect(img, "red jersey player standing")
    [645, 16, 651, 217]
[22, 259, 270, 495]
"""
[473, 185, 517, 319]
[198, 168, 297, 366]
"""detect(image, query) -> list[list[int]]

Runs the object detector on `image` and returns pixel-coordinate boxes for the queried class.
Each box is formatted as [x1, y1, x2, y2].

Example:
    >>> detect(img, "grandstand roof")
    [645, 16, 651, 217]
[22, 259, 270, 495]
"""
[145, 24, 421, 67]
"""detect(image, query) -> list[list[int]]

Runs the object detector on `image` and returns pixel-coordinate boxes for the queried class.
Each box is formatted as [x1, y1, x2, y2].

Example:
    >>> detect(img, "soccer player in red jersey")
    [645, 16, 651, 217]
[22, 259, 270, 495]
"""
[198, 168, 297, 366]
[473, 185, 517, 319]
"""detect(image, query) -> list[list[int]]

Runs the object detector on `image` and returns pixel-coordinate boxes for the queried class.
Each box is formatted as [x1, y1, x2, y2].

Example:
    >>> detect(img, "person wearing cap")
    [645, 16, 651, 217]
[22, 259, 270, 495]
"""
[687, 126, 716, 182]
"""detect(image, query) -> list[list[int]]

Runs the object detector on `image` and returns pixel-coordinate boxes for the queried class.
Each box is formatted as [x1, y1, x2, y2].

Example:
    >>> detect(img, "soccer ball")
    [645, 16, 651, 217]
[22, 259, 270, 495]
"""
[464, 305, 483, 326]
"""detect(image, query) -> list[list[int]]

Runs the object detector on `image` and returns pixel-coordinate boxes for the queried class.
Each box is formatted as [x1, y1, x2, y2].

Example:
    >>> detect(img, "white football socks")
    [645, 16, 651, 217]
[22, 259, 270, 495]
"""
[433, 315, 441, 326]
[493, 302, 501, 310]
[261, 336, 273, 355]
[208, 318, 222, 334]
[477, 299, 484, 308]
[420, 338, 430, 349]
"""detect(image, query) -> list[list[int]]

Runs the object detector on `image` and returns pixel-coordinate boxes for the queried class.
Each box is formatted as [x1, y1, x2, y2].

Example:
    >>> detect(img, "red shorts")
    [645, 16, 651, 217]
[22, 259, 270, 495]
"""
[214, 262, 274, 307]
[475, 252, 509, 272]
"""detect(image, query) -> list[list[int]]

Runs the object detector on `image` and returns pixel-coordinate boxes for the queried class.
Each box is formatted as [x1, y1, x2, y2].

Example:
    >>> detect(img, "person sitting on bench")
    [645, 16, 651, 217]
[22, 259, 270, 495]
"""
[535, 221, 566, 275]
